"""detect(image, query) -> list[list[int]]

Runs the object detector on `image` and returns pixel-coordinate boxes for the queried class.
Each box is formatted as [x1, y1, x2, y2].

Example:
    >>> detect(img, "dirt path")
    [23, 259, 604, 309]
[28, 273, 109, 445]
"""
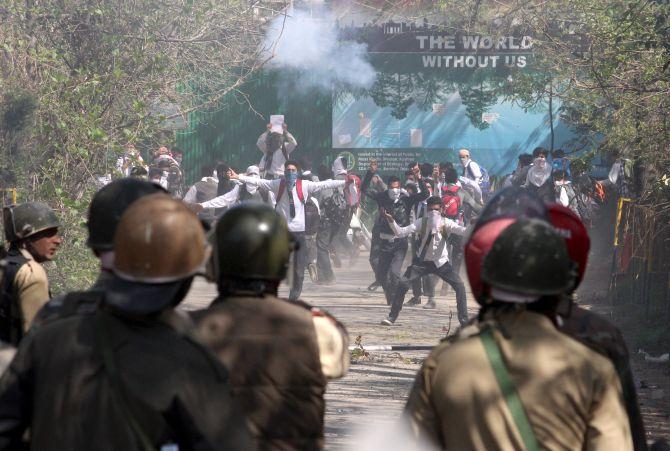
[184, 252, 669, 449]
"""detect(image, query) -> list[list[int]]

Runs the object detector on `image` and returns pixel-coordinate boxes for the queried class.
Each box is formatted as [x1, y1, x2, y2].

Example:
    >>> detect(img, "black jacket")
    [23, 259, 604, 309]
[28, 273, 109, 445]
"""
[0, 306, 249, 451]
[362, 170, 429, 235]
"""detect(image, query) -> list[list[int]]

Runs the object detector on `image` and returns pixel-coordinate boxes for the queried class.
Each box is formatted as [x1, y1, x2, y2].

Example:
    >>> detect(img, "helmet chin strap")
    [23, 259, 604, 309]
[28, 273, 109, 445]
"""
[217, 278, 280, 298]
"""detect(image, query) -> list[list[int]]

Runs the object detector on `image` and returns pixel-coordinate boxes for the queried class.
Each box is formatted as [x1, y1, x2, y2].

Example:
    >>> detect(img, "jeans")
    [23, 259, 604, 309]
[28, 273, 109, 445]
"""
[376, 238, 408, 305]
[316, 224, 336, 282]
[289, 232, 307, 301]
[389, 260, 468, 325]
[411, 274, 436, 300]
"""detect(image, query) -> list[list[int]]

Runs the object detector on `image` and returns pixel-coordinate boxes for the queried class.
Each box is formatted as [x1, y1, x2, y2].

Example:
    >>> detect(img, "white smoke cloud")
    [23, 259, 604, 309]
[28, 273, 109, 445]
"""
[343, 414, 438, 451]
[261, 8, 376, 90]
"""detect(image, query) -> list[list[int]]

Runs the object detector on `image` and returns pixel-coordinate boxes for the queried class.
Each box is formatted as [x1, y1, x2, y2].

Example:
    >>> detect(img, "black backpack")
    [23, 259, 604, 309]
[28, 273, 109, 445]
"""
[0, 249, 28, 345]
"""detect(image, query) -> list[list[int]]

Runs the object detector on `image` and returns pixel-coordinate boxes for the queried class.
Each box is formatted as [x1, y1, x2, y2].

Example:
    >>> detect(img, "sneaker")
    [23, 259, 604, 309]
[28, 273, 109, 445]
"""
[307, 263, 318, 282]
[404, 296, 421, 306]
[380, 318, 395, 326]
[367, 281, 381, 292]
[423, 300, 436, 309]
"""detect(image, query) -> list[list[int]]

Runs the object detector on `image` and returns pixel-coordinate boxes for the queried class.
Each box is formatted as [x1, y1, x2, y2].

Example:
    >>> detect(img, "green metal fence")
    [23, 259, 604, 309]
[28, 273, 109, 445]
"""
[176, 70, 332, 184]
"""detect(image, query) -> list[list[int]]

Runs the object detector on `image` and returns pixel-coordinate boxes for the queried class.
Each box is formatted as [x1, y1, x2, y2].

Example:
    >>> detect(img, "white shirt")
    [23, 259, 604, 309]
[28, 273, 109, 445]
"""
[462, 159, 482, 182]
[239, 175, 345, 232]
[199, 184, 275, 209]
[183, 177, 218, 204]
[391, 216, 466, 267]
[256, 131, 297, 176]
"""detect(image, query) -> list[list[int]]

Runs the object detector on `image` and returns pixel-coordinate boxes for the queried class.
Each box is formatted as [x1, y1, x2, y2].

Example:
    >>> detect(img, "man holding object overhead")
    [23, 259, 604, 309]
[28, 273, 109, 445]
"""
[257, 115, 297, 179]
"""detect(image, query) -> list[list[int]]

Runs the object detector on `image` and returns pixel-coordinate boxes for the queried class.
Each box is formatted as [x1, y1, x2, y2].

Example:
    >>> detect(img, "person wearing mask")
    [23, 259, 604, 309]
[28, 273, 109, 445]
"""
[257, 123, 298, 179]
[361, 161, 429, 307]
[405, 179, 437, 308]
[0, 194, 250, 450]
[381, 196, 468, 325]
[458, 148, 487, 202]
[523, 147, 556, 202]
[33, 179, 165, 327]
[194, 203, 348, 450]
[228, 160, 353, 301]
[0, 203, 62, 344]
[405, 217, 632, 450]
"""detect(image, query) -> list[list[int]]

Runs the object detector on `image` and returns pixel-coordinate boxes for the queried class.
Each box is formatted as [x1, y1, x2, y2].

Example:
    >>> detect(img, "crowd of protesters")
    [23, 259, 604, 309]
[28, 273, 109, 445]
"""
[0, 118, 658, 451]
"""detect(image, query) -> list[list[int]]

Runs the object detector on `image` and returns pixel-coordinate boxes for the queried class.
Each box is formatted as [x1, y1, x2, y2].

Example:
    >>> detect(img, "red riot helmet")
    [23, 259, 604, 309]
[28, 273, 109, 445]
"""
[464, 217, 517, 302]
[546, 203, 590, 291]
[464, 187, 591, 303]
[465, 187, 548, 304]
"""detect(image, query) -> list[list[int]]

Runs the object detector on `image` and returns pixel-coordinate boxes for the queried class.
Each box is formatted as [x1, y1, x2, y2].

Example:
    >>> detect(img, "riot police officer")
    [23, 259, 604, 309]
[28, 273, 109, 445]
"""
[0, 194, 249, 450]
[0, 202, 61, 344]
[194, 203, 349, 450]
[33, 178, 164, 326]
[405, 218, 632, 450]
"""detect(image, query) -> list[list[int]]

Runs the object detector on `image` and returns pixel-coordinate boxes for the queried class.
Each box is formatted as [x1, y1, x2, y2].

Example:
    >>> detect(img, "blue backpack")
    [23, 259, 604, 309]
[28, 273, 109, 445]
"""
[467, 162, 491, 197]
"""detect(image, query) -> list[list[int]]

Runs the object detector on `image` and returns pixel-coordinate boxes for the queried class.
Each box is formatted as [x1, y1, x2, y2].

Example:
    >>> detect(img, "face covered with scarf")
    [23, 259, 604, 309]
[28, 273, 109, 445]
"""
[245, 166, 261, 194]
[284, 163, 299, 188]
[427, 199, 443, 232]
[526, 155, 552, 187]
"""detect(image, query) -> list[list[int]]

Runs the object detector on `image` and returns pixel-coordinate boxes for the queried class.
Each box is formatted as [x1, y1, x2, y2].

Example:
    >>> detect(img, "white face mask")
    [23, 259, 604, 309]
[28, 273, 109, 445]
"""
[388, 188, 401, 201]
[428, 209, 442, 232]
[527, 158, 552, 187]
[246, 174, 259, 194]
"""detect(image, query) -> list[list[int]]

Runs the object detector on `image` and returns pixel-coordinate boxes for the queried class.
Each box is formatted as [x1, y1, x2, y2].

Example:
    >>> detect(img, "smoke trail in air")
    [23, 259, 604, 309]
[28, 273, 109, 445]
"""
[261, 8, 376, 92]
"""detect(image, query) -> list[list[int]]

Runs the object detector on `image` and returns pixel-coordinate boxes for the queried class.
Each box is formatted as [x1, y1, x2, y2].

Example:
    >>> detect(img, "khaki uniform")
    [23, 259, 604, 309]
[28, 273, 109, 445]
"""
[12, 248, 50, 332]
[405, 310, 633, 451]
[194, 295, 349, 451]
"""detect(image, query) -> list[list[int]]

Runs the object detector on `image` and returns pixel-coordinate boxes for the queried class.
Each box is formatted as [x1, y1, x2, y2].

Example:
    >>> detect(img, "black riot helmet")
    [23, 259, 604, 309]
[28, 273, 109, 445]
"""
[86, 178, 165, 251]
[3, 202, 60, 243]
[213, 203, 292, 283]
[481, 218, 575, 300]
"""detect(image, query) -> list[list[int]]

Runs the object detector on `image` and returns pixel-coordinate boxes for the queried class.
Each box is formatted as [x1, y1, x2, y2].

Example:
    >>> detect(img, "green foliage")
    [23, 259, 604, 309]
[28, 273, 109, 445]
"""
[0, 90, 37, 133]
[0, 0, 264, 289]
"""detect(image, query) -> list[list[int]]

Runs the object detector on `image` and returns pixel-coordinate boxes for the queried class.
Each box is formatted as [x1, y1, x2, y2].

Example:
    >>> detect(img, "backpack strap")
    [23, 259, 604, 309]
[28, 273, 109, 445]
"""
[276, 179, 286, 206]
[480, 328, 540, 451]
[276, 179, 305, 205]
[296, 179, 305, 203]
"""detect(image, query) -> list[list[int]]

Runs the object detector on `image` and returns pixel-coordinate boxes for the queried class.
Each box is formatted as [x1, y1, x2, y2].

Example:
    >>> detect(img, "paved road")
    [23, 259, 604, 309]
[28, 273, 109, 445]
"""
[183, 251, 465, 449]
[184, 252, 670, 450]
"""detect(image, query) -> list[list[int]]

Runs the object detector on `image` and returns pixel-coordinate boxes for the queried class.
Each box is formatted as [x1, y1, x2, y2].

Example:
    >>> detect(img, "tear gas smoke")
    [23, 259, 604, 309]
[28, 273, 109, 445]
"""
[261, 9, 376, 91]
[343, 414, 438, 451]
